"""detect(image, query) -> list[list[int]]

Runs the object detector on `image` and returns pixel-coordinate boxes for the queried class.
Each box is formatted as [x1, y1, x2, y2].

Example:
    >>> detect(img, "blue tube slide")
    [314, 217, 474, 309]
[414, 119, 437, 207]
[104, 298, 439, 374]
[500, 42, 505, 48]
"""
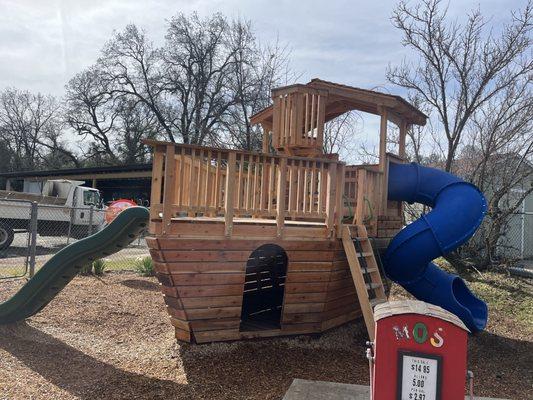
[383, 162, 488, 332]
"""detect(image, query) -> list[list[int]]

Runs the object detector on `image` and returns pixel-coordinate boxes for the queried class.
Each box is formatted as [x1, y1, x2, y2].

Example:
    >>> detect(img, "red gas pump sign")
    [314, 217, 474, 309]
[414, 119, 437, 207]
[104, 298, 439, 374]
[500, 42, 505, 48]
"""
[372, 301, 469, 400]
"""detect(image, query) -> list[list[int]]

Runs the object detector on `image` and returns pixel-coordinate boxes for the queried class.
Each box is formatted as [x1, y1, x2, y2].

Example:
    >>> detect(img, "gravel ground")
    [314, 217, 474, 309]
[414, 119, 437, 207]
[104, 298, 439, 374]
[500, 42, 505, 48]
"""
[0, 272, 531, 399]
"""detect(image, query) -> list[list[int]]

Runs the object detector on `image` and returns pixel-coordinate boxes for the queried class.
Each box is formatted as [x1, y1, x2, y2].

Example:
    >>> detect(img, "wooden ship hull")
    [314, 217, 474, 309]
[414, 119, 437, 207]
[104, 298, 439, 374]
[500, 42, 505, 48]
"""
[148, 235, 356, 343]
[144, 79, 426, 343]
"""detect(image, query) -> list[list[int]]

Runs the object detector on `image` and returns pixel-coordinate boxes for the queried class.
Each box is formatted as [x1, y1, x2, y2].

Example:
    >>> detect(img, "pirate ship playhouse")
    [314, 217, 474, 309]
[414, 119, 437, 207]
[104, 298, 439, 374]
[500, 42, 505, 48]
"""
[145, 79, 487, 344]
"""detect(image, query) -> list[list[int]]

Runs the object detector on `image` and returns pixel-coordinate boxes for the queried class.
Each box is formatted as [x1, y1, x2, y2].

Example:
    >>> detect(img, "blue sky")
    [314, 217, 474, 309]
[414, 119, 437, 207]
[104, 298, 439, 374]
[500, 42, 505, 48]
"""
[0, 0, 524, 159]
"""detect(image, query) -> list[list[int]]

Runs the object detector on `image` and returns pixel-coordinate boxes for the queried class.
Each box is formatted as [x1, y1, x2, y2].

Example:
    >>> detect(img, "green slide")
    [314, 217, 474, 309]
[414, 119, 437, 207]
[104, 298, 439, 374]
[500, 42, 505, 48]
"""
[0, 207, 150, 324]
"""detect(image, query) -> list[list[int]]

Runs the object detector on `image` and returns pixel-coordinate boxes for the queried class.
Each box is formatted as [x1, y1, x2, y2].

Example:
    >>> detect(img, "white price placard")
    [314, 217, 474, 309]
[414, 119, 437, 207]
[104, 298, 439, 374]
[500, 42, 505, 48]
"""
[399, 352, 441, 400]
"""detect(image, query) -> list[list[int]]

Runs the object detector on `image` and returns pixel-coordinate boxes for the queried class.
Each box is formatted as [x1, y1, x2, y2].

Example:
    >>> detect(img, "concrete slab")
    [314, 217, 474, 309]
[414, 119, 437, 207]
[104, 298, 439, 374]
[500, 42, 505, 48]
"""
[282, 379, 509, 400]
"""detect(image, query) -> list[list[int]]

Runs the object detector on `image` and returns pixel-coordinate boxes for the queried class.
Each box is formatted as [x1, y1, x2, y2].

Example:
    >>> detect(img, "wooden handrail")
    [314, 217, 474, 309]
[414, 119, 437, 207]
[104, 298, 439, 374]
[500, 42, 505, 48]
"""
[147, 141, 346, 238]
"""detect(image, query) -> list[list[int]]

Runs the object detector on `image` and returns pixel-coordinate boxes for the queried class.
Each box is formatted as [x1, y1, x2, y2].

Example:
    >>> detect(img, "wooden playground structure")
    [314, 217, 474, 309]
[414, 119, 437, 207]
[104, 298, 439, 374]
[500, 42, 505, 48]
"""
[145, 79, 427, 343]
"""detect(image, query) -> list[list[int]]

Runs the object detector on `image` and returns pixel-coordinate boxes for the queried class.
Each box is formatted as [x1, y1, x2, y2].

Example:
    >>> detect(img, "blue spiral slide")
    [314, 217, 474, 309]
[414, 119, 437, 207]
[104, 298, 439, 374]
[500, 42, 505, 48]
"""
[383, 162, 488, 332]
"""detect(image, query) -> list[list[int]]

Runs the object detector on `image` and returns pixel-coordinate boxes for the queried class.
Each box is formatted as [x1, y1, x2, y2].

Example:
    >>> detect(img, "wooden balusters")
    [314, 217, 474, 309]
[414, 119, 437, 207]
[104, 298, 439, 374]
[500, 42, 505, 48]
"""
[268, 158, 275, 214]
[162, 144, 176, 233]
[325, 162, 338, 236]
[225, 152, 236, 236]
[149, 145, 165, 221]
[147, 142, 346, 239]
[276, 157, 287, 237]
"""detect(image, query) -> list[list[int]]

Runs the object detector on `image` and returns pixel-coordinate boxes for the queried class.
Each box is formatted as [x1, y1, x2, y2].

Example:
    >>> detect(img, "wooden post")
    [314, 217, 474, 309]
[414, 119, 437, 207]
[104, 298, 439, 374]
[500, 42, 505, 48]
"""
[224, 152, 236, 237]
[162, 144, 176, 234]
[353, 169, 367, 225]
[276, 157, 287, 237]
[325, 162, 337, 237]
[378, 108, 388, 217]
[382, 157, 390, 218]
[316, 94, 326, 151]
[149, 145, 165, 221]
[379, 107, 388, 173]
[399, 119, 408, 159]
[261, 123, 270, 154]
[335, 163, 345, 238]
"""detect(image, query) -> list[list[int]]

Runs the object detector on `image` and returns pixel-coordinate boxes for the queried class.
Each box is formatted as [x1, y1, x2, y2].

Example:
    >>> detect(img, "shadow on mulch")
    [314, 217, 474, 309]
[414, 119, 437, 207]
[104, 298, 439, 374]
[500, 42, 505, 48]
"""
[0, 323, 185, 399]
[176, 329, 371, 400]
[468, 330, 533, 399]
[173, 325, 532, 400]
[120, 279, 159, 292]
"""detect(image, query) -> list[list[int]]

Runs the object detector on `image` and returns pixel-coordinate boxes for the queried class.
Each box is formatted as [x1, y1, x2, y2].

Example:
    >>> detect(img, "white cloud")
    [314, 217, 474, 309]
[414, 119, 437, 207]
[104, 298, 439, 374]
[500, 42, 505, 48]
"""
[0, 0, 522, 95]
[0, 0, 524, 156]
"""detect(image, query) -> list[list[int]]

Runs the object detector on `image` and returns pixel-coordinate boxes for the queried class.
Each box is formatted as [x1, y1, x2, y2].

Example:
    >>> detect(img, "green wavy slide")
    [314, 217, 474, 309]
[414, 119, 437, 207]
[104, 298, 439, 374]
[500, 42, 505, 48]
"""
[0, 207, 149, 324]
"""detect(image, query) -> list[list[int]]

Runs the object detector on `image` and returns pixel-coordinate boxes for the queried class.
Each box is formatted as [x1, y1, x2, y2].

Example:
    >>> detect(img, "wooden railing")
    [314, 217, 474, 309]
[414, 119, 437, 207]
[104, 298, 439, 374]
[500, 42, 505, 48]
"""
[353, 166, 382, 235]
[346, 154, 406, 235]
[146, 141, 345, 238]
[272, 88, 326, 151]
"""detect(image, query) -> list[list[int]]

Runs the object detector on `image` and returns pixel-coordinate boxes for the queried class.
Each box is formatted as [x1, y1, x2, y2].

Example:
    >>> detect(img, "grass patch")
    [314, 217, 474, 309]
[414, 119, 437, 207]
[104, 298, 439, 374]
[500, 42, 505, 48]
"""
[390, 258, 533, 338]
[0, 265, 27, 279]
[80, 263, 93, 276]
[134, 256, 154, 277]
[467, 271, 533, 335]
[96, 257, 147, 271]
[92, 259, 107, 276]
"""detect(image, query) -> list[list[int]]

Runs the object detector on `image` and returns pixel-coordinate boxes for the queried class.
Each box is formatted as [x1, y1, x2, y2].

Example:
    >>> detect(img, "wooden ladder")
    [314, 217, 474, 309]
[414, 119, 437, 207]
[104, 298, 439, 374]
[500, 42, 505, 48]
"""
[341, 224, 387, 340]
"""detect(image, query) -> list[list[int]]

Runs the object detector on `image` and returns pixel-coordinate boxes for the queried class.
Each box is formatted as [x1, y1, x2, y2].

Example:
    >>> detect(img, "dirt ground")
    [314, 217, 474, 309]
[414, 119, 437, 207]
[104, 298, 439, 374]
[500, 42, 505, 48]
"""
[0, 271, 531, 400]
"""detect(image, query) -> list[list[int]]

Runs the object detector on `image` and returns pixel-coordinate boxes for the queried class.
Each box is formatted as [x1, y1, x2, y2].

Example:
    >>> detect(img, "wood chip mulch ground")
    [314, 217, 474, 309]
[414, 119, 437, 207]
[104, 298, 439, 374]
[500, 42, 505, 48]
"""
[0, 272, 531, 399]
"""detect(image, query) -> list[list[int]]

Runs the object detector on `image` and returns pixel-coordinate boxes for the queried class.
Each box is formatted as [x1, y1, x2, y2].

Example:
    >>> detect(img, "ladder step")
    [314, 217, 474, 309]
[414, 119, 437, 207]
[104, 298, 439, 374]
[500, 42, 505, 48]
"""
[365, 282, 383, 290]
[370, 298, 387, 307]
[342, 224, 386, 340]
[351, 236, 368, 241]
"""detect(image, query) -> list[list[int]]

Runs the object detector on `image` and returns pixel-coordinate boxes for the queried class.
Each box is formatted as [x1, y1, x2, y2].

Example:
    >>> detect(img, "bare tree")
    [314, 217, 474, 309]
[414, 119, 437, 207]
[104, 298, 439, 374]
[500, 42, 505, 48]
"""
[225, 31, 295, 151]
[99, 24, 176, 142]
[65, 67, 120, 163]
[388, 0, 532, 171]
[65, 68, 161, 164]
[0, 88, 78, 171]
[323, 111, 362, 161]
[66, 13, 294, 155]
[388, 0, 533, 270]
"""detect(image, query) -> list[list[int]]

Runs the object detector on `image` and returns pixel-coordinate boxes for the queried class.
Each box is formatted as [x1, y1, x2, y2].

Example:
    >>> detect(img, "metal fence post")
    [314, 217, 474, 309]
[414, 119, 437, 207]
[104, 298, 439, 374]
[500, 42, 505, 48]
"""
[28, 201, 38, 278]
[66, 206, 74, 245]
[88, 206, 94, 236]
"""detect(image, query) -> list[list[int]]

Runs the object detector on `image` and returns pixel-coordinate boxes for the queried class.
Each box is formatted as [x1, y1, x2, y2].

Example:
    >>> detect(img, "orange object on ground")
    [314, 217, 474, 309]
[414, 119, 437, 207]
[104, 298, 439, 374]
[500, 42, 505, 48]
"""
[105, 199, 137, 223]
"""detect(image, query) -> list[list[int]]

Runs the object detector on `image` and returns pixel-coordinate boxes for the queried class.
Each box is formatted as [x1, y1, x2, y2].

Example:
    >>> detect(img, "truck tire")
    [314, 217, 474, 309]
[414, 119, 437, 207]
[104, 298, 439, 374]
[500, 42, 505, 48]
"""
[0, 223, 14, 250]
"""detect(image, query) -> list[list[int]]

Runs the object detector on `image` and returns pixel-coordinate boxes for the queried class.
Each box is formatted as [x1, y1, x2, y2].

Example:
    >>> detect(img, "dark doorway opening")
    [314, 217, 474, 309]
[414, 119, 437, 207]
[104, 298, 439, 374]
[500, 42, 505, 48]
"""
[240, 244, 288, 332]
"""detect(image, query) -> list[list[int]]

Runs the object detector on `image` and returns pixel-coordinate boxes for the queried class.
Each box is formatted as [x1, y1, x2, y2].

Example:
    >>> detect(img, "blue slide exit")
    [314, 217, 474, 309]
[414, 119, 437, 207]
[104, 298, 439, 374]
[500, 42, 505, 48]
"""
[384, 162, 488, 332]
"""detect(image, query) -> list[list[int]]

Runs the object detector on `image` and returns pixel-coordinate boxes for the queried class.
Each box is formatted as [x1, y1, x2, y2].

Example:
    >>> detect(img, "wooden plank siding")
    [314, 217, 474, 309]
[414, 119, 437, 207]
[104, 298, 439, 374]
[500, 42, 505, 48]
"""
[147, 237, 362, 343]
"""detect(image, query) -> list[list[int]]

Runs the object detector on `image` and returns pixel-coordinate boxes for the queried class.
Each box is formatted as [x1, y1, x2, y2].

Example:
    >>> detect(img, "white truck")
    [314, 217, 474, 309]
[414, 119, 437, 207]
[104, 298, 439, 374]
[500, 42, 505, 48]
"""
[0, 180, 106, 250]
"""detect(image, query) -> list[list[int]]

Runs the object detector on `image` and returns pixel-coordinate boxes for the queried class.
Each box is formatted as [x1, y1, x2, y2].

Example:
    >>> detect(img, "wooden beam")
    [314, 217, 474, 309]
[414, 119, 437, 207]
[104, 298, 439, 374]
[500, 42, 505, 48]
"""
[325, 162, 337, 237]
[149, 145, 165, 221]
[224, 152, 236, 237]
[399, 119, 408, 159]
[353, 168, 366, 225]
[379, 107, 388, 173]
[276, 157, 287, 237]
[162, 144, 176, 234]
[335, 163, 345, 238]
[378, 108, 388, 217]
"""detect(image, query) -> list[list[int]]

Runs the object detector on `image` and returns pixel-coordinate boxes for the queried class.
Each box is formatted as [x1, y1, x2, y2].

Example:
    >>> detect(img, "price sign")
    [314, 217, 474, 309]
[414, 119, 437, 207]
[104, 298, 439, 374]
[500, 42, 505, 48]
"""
[397, 351, 442, 400]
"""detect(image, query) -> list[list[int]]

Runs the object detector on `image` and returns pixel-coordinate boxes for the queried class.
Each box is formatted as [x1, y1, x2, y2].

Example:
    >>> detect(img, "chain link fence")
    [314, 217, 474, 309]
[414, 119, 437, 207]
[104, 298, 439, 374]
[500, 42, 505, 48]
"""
[497, 211, 533, 261]
[0, 198, 149, 279]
